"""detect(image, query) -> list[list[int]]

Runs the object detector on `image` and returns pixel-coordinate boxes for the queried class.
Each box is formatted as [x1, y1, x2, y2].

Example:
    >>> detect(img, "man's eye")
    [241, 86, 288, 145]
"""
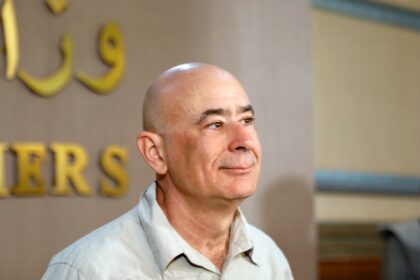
[208, 121, 223, 129]
[241, 117, 255, 126]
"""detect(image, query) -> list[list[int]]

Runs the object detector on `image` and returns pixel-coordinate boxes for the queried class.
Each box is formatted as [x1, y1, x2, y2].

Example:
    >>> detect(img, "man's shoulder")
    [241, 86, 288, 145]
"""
[52, 207, 142, 259]
[44, 207, 155, 279]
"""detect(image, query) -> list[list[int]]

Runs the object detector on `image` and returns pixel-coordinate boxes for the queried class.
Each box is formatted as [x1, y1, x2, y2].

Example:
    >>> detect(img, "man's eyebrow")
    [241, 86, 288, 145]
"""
[239, 104, 254, 115]
[195, 108, 227, 125]
[195, 104, 254, 125]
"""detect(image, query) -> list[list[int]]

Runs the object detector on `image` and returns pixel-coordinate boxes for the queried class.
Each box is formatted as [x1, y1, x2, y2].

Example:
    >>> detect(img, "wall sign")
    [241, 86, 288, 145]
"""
[0, 143, 128, 198]
[1, 0, 126, 96]
[1, 0, 130, 198]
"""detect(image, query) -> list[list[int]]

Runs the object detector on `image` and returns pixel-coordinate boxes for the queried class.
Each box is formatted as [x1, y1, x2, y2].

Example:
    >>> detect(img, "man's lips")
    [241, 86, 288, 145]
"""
[219, 165, 254, 175]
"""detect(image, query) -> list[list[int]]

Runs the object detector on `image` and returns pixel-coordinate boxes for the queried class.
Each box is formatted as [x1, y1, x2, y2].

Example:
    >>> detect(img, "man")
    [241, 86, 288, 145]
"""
[42, 63, 293, 279]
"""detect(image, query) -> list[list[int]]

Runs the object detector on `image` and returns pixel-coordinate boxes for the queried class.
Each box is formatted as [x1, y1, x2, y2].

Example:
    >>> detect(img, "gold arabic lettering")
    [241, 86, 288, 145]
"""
[46, 0, 68, 15]
[0, 0, 125, 96]
[1, 0, 19, 80]
[18, 34, 73, 97]
[77, 22, 125, 94]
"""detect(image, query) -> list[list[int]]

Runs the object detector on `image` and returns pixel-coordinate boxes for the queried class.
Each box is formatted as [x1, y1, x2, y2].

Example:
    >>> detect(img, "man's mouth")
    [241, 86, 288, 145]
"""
[219, 164, 254, 175]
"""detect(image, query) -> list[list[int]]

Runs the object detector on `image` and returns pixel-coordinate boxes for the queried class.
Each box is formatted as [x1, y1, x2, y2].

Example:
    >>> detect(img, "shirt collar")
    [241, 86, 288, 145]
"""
[137, 182, 259, 272]
[228, 209, 260, 266]
[137, 182, 184, 271]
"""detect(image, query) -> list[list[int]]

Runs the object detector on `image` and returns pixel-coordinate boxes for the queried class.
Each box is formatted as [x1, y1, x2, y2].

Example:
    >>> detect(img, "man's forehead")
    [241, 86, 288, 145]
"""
[194, 104, 254, 124]
[161, 64, 245, 96]
[155, 63, 252, 118]
[182, 90, 251, 114]
[163, 73, 249, 108]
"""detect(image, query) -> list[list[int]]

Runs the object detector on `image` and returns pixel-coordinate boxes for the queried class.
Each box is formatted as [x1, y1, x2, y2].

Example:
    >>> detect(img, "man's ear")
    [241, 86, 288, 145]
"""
[136, 131, 167, 175]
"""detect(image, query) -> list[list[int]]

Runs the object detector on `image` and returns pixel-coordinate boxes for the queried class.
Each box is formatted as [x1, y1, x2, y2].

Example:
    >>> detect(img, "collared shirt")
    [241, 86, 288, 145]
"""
[42, 183, 293, 280]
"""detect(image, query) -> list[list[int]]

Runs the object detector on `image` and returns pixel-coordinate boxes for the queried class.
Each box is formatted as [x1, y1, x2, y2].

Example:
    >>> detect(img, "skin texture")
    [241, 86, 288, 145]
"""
[137, 63, 261, 271]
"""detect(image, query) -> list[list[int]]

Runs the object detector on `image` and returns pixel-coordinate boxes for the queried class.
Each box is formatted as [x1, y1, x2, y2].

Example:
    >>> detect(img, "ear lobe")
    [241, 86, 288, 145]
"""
[136, 131, 167, 175]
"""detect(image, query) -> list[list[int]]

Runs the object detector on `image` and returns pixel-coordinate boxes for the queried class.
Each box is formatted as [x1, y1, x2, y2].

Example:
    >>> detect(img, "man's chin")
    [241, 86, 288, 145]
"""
[223, 184, 257, 201]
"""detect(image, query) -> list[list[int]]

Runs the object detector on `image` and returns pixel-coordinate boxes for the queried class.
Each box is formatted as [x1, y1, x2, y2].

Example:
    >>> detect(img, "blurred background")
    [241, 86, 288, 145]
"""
[0, 0, 419, 279]
[313, 0, 420, 279]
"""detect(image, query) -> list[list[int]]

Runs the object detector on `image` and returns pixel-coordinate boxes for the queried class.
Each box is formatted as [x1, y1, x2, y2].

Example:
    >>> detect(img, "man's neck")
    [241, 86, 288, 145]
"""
[155, 181, 239, 271]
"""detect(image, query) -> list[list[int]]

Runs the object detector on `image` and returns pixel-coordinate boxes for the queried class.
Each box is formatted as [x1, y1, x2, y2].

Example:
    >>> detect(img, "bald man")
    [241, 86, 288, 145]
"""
[42, 63, 293, 280]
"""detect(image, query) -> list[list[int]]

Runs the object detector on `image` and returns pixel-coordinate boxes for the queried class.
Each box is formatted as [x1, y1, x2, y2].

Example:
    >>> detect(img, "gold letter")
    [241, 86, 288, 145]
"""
[0, 143, 9, 197]
[1, 0, 19, 80]
[51, 143, 92, 196]
[18, 34, 73, 97]
[100, 146, 128, 198]
[77, 22, 125, 94]
[10, 143, 46, 196]
[46, 0, 68, 15]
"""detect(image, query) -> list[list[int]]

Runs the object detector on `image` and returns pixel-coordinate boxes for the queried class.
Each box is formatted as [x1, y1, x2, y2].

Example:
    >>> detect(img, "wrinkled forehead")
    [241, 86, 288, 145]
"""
[166, 71, 249, 112]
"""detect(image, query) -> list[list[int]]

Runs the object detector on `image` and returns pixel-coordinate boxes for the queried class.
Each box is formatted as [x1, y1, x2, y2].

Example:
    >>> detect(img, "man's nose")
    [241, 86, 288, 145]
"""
[227, 123, 256, 152]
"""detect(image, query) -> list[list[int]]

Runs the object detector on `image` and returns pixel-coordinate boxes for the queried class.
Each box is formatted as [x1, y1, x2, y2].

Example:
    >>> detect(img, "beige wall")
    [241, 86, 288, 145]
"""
[313, 9, 420, 222]
[0, 1, 314, 279]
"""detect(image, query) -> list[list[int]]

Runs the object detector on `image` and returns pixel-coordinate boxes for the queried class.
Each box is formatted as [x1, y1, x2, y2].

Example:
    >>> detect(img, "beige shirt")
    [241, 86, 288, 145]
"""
[42, 183, 293, 280]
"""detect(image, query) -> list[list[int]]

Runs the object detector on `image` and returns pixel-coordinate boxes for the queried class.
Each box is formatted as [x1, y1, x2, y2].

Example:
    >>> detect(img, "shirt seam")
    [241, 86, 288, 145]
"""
[48, 261, 90, 280]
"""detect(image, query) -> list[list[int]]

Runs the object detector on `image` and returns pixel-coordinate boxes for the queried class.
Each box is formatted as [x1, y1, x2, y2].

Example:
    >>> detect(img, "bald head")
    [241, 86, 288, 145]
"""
[142, 63, 244, 133]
